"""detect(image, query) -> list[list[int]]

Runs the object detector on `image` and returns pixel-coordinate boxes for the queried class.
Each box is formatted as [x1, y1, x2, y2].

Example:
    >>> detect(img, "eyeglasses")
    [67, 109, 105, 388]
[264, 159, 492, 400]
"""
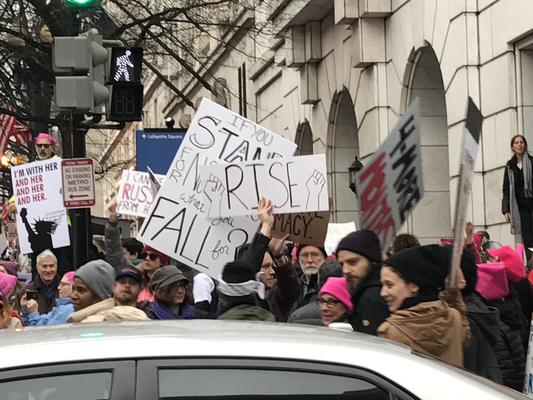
[170, 282, 188, 290]
[317, 298, 341, 309]
[59, 281, 71, 287]
[36, 143, 51, 149]
[145, 253, 160, 261]
[299, 252, 323, 260]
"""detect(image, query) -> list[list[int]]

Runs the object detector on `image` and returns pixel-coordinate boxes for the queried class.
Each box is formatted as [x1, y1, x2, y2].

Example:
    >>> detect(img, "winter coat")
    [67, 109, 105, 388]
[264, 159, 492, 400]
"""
[68, 298, 149, 323]
[16, 274, 60, 315]
[138, 301, 196, 320]
[104, 222, 134, 273]
[287, 301, 322, 326]
[502, 154, 533, 213]
[488, 298, 527, 391]
[463, 293, 503, 383]
[238, 232, 299, 321]
[218, 304, 275, 321]
[378, 289, 470, 368]
[349, 265, 389, 335]
[27, 297, 74, 326]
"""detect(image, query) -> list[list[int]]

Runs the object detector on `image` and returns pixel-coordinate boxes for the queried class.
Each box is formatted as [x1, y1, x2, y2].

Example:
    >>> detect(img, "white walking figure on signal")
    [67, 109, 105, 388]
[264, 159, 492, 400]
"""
[114, 50, 134, 81]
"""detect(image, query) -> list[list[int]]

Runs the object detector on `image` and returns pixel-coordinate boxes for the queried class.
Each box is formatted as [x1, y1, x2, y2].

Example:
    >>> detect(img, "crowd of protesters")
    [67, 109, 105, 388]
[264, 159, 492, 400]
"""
[1, 134, 533, 393]
[0, 195, 532, 391]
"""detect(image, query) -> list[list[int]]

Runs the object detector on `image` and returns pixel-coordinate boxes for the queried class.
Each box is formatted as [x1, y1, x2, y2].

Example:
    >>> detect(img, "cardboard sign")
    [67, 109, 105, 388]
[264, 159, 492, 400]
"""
[271, 211, 330, 247]
[62, 158, 96, 208]
[449, 98, 483, 284]
[137, 98, 297, 278]
[11, 159, 70, 254]
[116, 170, 165, 218]
[200, 154, 328, 217]
[356, 99, 423, 252]
[324, 222, 357, 256]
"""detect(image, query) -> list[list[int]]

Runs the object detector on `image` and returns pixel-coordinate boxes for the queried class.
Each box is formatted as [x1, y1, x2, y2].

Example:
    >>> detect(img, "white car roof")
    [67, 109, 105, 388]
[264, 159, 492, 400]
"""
[0, 320, 526, 400]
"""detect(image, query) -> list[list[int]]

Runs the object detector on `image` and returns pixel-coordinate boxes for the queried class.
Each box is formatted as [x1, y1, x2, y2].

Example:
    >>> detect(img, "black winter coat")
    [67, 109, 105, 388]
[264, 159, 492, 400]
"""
[349, 265, 389, 335]
[488, 298, 527, 391]
[463, 293, 503, 383]
[502, 154, 533, 213]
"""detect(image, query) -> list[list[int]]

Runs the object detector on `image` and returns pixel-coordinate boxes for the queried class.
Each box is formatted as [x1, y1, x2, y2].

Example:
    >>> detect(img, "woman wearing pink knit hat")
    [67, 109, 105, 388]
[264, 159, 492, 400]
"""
[0, 272, 21, 329]
[317, 277, 352, 326]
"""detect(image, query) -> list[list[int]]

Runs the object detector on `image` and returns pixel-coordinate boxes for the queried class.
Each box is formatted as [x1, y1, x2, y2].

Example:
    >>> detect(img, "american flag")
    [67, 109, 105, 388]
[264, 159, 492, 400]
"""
[0, 105, 31, 154]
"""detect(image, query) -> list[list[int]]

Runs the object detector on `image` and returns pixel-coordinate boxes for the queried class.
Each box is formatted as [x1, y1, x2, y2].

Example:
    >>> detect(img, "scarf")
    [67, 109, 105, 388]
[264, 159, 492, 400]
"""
[523, 154, 533, 198]
[508, 166, 522, 235]
[217, 275, 265, 300]
[151, 301, 179, 320]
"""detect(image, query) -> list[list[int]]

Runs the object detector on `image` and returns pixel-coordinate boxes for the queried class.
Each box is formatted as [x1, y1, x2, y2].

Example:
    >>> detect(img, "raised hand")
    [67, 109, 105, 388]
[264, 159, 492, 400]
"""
[305, 170, 326, 209]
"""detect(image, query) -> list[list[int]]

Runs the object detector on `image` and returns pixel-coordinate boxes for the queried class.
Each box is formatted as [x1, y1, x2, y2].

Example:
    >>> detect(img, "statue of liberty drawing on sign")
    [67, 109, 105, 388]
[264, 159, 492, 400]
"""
[19, 207, 59, 254]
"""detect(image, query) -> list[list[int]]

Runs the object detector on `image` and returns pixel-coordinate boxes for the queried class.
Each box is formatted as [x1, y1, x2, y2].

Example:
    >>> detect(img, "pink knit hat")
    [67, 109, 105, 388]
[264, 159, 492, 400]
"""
[63, 271, 75, 283]
[319, 277, 352, 310]
[487, 245, 526, 283]
[35, 132, 57, 145]
[0, 271, 17, 298]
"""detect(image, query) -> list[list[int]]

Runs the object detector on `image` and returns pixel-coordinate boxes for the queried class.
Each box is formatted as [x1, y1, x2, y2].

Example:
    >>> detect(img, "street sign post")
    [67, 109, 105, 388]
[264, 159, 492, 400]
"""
[62, 158, 96, 208]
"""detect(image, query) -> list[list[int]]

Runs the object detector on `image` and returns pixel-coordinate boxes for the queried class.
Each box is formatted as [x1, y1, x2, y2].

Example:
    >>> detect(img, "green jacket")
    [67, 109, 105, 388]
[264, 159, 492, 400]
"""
[218, 304, 275, 322]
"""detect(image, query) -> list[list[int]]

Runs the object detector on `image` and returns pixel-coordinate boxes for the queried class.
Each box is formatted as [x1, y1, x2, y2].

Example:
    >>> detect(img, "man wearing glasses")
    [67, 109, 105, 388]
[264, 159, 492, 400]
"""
[293, 244, 327, 310]
[34, 132, 59, 160]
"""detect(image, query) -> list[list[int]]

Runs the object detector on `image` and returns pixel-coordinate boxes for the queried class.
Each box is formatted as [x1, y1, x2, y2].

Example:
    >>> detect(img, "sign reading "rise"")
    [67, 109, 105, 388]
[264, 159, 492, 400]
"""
[62, 158, 96, 208]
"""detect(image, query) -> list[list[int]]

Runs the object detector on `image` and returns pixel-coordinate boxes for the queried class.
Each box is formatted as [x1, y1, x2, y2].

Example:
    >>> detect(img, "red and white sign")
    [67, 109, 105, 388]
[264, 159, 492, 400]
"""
[62, 158, 96, 208]
[355, 99, 423, 251]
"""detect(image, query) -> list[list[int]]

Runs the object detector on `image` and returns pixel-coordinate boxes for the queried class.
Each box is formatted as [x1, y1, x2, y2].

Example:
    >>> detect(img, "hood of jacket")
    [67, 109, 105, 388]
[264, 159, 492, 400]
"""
[379, 300, 458, 357]
[218, 304, 275, 322]
[464, 293, 500, 346]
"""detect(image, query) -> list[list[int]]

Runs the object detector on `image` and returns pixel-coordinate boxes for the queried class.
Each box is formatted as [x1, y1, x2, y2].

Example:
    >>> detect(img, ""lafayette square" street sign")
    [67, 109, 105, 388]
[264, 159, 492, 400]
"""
[62, 158, 96, 208]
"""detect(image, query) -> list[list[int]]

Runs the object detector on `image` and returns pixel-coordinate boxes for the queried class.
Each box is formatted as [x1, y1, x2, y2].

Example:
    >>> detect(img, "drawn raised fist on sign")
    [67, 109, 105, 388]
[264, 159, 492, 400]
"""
[203, 173, 226, 217]
[305, 169, 326, 210]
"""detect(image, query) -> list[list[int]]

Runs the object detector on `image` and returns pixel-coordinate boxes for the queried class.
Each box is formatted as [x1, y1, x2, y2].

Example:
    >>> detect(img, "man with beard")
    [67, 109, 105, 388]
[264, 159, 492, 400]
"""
[34, 132, 59, 160]
[335, 230, 389, 335]
[292, 244, 327, 309]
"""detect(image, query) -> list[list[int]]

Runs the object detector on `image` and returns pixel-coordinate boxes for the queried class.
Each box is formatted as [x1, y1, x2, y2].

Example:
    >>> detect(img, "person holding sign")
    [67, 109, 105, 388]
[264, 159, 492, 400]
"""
[502, 134, 533, 261]
[378, 245, 470, 368]
[34, 132, 59, 161]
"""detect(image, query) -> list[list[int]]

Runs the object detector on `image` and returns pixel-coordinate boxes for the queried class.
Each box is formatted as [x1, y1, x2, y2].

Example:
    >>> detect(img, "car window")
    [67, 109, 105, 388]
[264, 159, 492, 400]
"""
[158, 368, 389, 400]
[1, 371, 112, 400]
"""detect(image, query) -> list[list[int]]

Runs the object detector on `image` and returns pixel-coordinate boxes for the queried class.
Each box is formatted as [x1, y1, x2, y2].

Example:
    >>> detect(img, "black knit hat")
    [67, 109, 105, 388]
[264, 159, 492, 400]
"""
[384, 244, 448, 293]
[222, 261, 256, 283]
[335, 230, 382, 263]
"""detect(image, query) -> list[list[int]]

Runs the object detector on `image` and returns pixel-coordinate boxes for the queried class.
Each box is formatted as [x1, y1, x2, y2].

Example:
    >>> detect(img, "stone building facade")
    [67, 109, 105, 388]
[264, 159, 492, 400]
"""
[100, 0, 533, 245]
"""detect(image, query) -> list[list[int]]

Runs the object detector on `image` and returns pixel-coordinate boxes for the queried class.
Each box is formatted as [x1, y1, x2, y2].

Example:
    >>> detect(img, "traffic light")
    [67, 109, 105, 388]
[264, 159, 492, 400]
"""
[64, 0, 101, 8]
[107, 47, 143, 122]
[53, 30, 109, 114]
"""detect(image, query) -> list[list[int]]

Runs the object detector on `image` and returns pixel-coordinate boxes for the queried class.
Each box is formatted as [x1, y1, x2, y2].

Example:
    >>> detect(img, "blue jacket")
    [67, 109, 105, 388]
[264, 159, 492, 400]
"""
[27, 297, 74, 326]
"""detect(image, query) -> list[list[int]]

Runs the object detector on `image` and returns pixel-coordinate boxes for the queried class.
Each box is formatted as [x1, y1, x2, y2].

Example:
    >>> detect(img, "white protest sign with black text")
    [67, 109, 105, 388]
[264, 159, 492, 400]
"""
[200, 154, 328, 217]
[137, 98, 297, 278]
[355, 99, 423, 252]
[449, 98, 483, 284]
[116, 170, 164, 218]
[11, 159, 70, 255]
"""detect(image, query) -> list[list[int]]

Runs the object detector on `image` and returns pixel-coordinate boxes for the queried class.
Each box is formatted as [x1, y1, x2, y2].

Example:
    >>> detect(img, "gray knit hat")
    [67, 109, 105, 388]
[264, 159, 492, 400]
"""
[75, 260, 115, 300]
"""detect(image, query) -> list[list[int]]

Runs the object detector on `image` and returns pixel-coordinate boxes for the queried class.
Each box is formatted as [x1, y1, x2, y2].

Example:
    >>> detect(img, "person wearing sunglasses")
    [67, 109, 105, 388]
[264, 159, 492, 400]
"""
[0, 271, 21, 329]
[138, 265, 195, 320]
[137, 246, 171, 302]
[317, 277, 352, 327]
[34, 132, 59, 161]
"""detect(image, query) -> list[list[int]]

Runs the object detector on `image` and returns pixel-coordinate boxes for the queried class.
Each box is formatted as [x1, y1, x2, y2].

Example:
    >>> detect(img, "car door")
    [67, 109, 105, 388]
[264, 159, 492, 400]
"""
[136, 358, 417, 400]
[0, 360, 135, 400]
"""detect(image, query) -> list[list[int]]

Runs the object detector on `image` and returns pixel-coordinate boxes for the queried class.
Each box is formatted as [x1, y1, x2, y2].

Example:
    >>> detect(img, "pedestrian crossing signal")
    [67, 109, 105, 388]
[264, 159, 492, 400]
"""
[108, 47, 143, 84]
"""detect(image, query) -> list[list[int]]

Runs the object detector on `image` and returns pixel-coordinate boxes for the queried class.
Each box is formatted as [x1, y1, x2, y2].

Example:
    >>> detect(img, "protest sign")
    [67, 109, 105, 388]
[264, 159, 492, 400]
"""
[11, 159, 70, 255]
[116, 170, 164, 218]
[449, 98, 483, 284]
[137, 98, 297, 278]
[324, 221, 357, 255]
[200, 154, 328, 217]
[355, 99, 422, 252]
[271, 211, 330, 247]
